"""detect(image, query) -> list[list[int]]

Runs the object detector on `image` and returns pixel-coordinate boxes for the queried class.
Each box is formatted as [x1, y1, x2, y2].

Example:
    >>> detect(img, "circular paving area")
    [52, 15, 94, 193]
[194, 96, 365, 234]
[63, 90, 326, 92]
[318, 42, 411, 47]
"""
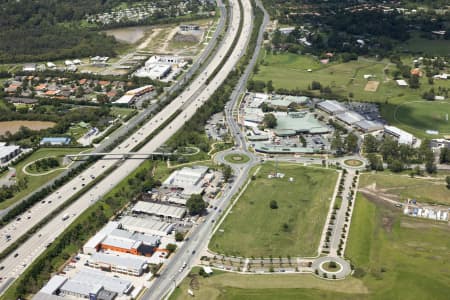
[312, 256, 351, 279]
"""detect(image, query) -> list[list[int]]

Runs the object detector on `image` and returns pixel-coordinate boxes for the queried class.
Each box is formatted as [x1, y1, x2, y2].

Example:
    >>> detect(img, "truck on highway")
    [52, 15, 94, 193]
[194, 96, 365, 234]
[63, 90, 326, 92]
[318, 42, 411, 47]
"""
[62, 214, 70, 221]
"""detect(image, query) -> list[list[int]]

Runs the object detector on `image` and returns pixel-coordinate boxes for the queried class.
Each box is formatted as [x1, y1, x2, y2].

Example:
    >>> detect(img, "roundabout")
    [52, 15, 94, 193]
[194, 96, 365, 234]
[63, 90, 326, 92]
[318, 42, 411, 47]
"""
[224, 153, 250, 164]
[343, 159, 363, 168]
[311, 256, 351, 279]
[341, 157, 366, 170]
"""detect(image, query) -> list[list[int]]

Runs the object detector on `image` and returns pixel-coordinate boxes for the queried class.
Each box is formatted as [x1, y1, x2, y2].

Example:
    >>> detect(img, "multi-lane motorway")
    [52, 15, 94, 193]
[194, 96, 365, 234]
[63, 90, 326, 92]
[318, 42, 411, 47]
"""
[141, 0, 260, 298]
[0, 0, 252, 294]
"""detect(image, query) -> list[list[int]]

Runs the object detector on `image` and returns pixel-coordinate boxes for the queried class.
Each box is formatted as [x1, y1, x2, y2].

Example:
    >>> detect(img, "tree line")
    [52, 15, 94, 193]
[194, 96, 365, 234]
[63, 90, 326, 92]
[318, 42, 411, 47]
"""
[363, 135, 436, 174]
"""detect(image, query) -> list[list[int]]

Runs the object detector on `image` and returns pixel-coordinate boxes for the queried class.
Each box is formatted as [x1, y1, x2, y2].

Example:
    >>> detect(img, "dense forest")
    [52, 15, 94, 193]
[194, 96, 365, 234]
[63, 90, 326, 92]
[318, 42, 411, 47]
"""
[264, 0, 449, 57]
[0, 0, 133, 63]
[0, 0, 210, 63]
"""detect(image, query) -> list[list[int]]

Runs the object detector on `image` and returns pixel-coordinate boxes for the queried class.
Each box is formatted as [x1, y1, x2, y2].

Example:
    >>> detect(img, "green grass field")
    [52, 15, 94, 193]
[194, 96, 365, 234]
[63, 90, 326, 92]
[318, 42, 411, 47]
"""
[210, 163, 338, 257]
[392, 100, 450, 136]
[255, 52, 450, 104]
[110, 107, 136, 120]
[396, 32, 450, 56]
[170, 268, 368, 300]
[359, 172, 450, 205]
[346, 193, 450, 300]
[0, 148, 89, 209]
[171, 192, 450, 300]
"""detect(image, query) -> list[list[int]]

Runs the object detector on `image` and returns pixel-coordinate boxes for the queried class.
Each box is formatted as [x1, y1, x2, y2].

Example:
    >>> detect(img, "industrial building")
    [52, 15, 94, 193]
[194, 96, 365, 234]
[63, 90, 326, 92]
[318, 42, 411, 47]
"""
[87, 252, 148, 276]
[354, 120, 384, 132]
[119, 216, 174, 236]
[35, 269, 132, 300]
[113, 85, 154, 105]
[39, 137, 71, 146]
[132, 201, 186, 220]
[82, 221, 160, 256]
[60, 269, 132, 299]
[134, 55, 185, 80]
[384, 125, 416, 145]
[317, 100, 347, 115]
[163, 165, 209, 196]
[100, 228, 160, 256]
[0, 144, 21, 164]
[335, 111, 365, 125]
[84, 222, 120, 255]
[34, 275, 67, 299]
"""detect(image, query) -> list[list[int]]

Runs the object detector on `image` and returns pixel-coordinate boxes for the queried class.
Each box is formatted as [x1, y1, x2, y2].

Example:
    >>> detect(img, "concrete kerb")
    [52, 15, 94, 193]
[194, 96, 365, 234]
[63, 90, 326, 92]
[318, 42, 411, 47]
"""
[173, 146, 200, 156]
[311, 256, 351, 279]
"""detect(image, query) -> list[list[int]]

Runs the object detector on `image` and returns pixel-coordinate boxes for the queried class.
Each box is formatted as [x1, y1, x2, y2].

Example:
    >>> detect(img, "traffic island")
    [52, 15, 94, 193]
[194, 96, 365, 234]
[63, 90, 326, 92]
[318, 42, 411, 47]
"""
[224, 153, 250, 164]
[312, 256, 351, 279]
[343, 159, 364, 168]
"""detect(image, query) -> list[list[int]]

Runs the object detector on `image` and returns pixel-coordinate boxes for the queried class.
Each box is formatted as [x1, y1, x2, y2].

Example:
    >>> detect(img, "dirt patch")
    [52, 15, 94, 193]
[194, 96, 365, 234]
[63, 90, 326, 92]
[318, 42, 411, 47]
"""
[104, 26, 152, 44]
[381, 215, 394, 232]
[0, 120, 56, 135]
[173, 32, 200, 43]
[364, 80, 380, 92]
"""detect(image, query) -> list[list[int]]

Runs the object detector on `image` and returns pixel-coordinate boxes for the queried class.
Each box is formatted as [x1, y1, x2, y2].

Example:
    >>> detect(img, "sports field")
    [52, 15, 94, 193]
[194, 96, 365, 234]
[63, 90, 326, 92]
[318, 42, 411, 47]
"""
[393, 100, 450, 137]
[359, 172, 450, 206]
[346, 193, 450, 300]
[209, 163, 338, 257]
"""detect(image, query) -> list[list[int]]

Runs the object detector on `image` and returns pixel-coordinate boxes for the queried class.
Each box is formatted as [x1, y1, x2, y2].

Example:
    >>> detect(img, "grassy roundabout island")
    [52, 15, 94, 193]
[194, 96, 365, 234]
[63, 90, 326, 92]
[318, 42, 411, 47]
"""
[210, 163, 338, 257]
[224, 153, 250, 164]
[321, 261, 342, 273]
[343, 159, 363, 167]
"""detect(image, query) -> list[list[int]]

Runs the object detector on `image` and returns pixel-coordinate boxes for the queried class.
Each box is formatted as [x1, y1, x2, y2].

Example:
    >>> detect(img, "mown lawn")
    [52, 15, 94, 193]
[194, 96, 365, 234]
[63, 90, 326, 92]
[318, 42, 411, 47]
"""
[170, 268, 368, 300]
[210, 163, 338, 257]
[346, 193, 450, 300]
